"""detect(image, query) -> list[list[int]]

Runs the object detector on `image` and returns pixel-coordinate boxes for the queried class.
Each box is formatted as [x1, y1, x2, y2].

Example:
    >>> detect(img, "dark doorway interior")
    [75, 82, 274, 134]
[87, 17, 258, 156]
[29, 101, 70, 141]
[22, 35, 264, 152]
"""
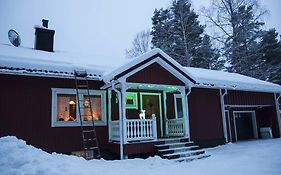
[235, 112, 255, 140]
[141, 94, 161, 137]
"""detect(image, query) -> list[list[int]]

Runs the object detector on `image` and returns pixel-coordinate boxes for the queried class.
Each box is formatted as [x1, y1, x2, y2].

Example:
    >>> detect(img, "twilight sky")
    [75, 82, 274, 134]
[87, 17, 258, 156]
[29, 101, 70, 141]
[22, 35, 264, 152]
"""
[0, 0, 280, 63]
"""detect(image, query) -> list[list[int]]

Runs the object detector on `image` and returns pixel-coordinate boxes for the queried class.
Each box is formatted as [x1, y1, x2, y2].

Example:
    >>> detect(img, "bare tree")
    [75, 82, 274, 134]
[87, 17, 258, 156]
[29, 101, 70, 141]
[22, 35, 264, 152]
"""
[202, 0, 268, 73]
[125, 29, 152, 58]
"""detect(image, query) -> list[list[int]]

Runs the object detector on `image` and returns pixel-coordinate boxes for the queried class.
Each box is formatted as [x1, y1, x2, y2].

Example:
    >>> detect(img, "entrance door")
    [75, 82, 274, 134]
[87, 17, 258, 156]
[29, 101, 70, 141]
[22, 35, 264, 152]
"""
[140, 93, 162, 137]
[234, 111, 258, 141]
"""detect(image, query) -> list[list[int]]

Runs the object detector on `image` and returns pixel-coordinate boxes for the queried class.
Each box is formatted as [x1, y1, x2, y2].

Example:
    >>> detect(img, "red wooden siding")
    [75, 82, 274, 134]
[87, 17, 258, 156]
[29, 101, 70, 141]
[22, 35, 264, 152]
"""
[0, 74, 109, 154]
[225, 90, 275, 105]
[127, 62, 185, 86]
[188, 88, 225, 146]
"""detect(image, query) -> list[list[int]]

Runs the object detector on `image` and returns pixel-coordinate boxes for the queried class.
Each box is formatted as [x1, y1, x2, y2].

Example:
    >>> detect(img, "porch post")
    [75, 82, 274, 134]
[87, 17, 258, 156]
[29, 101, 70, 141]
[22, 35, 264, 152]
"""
[163, 91, 168, 136]
[108, 89, 112, 141]
[120, 82, 128, 144]
[274, 93, 281, 135]
[180, 87, 189, 138]
[219, 89, 228, 142]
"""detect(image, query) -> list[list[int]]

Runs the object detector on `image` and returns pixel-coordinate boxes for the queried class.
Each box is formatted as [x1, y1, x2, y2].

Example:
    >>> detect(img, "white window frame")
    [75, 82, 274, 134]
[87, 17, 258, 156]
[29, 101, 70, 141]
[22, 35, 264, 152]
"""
[174, 94, 183, 119]
[51, 88, 107, 127]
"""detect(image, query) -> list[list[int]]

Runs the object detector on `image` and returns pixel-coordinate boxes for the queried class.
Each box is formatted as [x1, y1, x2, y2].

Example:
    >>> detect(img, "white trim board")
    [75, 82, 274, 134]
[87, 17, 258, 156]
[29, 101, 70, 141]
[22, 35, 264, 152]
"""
[51, 88, 107, 127]
[233, 111, 258, 141]
[139, 92, 163, 137]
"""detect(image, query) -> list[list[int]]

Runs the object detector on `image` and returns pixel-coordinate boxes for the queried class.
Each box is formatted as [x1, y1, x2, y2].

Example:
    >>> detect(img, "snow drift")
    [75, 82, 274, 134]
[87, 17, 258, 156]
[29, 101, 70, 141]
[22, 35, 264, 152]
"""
[1, 136, 281, 175]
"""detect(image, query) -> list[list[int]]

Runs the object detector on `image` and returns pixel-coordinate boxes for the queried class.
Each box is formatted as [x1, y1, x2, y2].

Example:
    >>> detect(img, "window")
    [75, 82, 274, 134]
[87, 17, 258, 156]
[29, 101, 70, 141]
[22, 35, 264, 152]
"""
[125, 92, 138, 109]
[52, 88, 106, 127]
[174, 94, 183, 118]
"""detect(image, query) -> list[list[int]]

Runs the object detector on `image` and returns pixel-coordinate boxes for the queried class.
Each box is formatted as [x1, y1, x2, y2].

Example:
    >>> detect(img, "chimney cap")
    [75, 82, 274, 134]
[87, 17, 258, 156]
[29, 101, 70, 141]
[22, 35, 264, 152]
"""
[42, 19, 49, 28]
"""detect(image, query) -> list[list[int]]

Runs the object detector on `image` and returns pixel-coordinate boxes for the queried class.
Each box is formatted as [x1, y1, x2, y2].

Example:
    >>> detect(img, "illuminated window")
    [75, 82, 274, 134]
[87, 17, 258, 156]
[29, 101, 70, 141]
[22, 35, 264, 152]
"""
[83, 95, 102, 121]
[126, 92, 138, 109]
[57, 94, 77, 122]
[52, 88, 106, 127]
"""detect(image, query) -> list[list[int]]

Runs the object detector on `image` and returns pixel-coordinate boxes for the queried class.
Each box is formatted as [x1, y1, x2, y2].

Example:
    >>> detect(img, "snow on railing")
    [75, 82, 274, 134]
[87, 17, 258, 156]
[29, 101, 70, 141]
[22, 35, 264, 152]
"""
[166, 118, 184, 136]
[126, 117, 157, 141]
[110, 117, 157, 142]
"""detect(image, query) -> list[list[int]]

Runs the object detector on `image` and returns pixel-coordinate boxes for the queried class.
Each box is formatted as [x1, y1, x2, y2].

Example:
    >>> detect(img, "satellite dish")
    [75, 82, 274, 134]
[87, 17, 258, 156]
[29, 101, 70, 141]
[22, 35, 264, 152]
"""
[8, 29, 21, 47]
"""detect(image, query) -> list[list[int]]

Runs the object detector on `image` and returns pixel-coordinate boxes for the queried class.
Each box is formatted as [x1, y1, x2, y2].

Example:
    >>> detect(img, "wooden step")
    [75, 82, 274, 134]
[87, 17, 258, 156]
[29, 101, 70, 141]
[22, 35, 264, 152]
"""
[163, 150, 205, 159]
[155, 142, 194, 150]
[174, 154, 211, 162]
[158, 145, 200, 155]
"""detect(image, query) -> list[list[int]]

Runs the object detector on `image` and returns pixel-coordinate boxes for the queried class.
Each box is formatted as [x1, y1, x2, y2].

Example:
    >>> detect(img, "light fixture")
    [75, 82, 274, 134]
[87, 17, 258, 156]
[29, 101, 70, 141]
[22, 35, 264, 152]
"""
[69, 100, 76, 105]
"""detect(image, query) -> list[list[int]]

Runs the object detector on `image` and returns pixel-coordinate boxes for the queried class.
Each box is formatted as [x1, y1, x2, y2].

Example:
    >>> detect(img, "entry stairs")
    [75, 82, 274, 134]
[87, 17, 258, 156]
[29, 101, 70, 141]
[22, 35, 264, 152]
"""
[155, 137, 210, 162]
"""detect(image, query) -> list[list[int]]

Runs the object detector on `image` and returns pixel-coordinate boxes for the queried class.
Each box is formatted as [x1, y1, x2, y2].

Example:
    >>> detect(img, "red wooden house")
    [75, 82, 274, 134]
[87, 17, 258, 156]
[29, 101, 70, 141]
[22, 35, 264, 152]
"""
[0, 21, 280, 160]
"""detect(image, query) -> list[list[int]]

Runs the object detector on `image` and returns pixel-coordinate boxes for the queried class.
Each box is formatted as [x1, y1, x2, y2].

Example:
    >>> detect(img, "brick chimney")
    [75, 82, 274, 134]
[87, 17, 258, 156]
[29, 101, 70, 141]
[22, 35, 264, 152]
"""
[34, 19, 55, 52]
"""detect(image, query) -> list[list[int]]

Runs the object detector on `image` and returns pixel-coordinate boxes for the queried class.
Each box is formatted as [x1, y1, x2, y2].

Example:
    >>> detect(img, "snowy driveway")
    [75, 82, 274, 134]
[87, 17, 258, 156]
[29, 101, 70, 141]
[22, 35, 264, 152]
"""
[0, 137, 280, 175]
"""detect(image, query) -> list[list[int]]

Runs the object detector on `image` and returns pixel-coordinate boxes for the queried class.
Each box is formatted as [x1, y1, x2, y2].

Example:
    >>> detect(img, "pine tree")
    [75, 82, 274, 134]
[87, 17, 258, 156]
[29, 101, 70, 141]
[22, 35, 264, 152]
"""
[257, 29, 281, 84]
[151, 0, 215, 68]
[193, 35, 223, 69]
[204, 0, 267, 74]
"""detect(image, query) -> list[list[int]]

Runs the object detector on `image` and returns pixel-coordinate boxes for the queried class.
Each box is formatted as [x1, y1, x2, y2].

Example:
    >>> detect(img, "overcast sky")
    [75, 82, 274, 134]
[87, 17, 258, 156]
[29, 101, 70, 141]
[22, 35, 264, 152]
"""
[0, 0, 280, 63]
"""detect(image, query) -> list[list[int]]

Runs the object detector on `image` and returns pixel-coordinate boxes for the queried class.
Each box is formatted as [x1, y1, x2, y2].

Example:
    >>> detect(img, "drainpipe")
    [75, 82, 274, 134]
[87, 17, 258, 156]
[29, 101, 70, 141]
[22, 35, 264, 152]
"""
[185, 87, 192, 140]
[274, 93, 281, 135]
[111, 81, 124, 160]
[220, 89, 228, 142]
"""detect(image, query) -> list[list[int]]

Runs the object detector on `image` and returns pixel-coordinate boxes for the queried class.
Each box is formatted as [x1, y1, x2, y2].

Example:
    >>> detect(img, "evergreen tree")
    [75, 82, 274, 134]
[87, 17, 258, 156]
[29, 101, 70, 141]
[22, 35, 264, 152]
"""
[204, 0, 267, 74]
[151, 0, 215, 68]
[193, 35, 223, 70]
[257, 29, 281, 84]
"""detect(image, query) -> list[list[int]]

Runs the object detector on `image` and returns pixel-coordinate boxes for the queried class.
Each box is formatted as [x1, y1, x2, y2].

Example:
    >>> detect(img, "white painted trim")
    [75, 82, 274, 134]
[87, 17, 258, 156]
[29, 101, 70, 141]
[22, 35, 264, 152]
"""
[111, 82, 124, 160]
[180, 87, 189, 137]
[225, 110, 232, 142]
[233, 111, 258, 141]
[118, 57, 192, 87]
[139, 92, 163, 137]
[125, 82, 182, 92]
[173, 93, 183, 119]
[121, 82, 128, 144]
[163, 91, 168, 136]
[108, 89, 112, 141]
[220, 89, 228, 142]
[51, 88, 107, 127]
[274, 93, 281, 133]
[225, 104, 273, 108]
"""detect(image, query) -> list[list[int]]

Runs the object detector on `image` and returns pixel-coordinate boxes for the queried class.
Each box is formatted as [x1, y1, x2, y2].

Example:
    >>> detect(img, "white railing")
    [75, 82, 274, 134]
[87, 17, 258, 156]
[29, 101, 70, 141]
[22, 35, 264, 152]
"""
[126, 117, 157, 141]
[166, 118, 184, 136]
[110, 117, 157, 142]
[110, 120, 120, 141]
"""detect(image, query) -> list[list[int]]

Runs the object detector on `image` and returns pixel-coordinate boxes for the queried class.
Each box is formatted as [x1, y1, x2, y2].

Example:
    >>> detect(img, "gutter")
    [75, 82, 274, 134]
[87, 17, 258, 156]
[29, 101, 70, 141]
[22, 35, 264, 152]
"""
[111, 81, 124, 160]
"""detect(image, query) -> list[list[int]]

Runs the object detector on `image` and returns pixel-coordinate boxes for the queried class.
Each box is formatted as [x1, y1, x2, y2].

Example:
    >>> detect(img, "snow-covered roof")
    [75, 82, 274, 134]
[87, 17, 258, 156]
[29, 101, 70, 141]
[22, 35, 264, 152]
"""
[185, 67, 281, 93]
[0, 44, 119, 80]
[1, 44, 280, 93]
[102, 48, 196, 84]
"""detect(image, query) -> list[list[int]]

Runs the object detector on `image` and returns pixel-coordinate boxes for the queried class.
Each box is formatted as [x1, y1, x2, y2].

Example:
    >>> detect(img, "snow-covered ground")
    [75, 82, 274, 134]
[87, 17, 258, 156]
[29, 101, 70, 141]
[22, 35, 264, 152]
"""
[0, 136, 280, 175]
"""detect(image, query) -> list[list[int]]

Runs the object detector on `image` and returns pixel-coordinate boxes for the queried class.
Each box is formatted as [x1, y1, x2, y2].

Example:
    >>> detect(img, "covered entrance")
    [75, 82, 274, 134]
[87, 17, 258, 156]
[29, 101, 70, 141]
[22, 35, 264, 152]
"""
[233, 111, 258, 141]
[140, 92, 162, 137]
[108, 83, 189, 143]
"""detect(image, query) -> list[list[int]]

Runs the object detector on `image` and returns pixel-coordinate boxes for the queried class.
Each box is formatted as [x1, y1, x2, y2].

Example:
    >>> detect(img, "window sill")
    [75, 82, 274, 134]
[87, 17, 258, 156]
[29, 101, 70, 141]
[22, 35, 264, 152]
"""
[52, 121, 107, 127]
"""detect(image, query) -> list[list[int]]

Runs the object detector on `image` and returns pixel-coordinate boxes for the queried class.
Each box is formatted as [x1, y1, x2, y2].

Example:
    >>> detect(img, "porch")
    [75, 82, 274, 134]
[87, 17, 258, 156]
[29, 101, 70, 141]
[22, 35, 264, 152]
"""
[107, 82, 190, 144]
[109, 117, 185, 143]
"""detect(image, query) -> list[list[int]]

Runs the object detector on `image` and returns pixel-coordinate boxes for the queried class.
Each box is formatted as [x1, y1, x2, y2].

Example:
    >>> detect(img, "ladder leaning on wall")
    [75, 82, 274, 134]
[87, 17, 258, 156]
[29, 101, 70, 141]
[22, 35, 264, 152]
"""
[74, 70, 101, 160]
